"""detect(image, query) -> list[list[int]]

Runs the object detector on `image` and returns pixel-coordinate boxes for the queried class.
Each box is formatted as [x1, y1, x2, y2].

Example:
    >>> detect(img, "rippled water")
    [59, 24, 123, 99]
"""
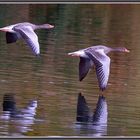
[0, 4, 139, 137]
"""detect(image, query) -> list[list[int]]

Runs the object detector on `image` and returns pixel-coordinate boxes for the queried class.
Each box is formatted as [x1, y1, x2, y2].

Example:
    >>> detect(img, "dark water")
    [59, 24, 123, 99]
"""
[0, 4, 139, 137]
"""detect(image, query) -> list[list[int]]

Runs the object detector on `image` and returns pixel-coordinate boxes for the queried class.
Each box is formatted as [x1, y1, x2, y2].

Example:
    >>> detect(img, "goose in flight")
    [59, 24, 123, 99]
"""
[68, 45, 130, 91]
[0, 22, 54, 55]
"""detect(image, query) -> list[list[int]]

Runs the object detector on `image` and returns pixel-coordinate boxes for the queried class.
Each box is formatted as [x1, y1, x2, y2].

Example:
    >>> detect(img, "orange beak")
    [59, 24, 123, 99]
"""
[68, 53, 80, 57]
[125, 48, 130, 53]
[48, 24, 54, 29]
[0, 28, 9, 32]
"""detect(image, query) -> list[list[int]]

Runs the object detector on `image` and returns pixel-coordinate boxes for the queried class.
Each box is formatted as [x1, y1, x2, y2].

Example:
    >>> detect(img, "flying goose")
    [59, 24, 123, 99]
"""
[68, 45, 130, 91]
[0, 22, 54, 55]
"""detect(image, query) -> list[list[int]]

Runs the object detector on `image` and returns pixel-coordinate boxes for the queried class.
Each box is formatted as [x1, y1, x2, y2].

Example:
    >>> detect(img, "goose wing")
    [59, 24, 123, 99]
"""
[85, 48, 111, 91]
[6, 32, 19, 44]
[79, 57, 91, 81]
[14, 25, 40, 55]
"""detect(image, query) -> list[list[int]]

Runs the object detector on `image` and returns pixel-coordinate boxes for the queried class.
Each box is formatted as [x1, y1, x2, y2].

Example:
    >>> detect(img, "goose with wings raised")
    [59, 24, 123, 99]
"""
[0, 22, 54, 55]
[68, 45, 130, 91]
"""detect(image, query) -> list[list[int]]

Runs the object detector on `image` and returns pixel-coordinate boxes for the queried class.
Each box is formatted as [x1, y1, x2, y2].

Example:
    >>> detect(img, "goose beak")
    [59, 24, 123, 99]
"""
[48, 24, 54, 29]
[68, 52, 79, 57]
[0, 28, 10, 32]
[125, 48, 130, 53]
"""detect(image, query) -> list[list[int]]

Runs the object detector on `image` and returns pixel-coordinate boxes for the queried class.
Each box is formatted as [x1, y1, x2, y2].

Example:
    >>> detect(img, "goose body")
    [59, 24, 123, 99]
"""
[0, 22, 54, 55]
[68, 45, 130, 91]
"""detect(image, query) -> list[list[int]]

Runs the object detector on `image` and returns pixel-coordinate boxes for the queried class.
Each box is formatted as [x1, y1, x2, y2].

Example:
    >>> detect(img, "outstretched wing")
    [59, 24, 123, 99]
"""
[79, 57, 91, 81]
[85, 49, 111, 91]
[6, 32, 19, 44]
[14, 26, 40, 55]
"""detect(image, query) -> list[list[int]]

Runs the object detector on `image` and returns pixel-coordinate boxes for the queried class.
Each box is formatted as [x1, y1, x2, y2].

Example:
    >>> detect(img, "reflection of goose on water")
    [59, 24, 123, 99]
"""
[76, 93, 90, 122]
[0, 22, 54, 55]
[75, 93, 108, 136]
[0, 93, 37, 135]
[2, 93, 37, 118]
[68, 45, 130, 91]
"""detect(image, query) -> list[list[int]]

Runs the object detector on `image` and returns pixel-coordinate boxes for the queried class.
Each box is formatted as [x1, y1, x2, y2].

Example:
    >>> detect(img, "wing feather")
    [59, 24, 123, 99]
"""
[85, 49, 110, 91]
[14, 26, 40, 55]
[6, 32, 19, 44]
[79, 57, 91, 81]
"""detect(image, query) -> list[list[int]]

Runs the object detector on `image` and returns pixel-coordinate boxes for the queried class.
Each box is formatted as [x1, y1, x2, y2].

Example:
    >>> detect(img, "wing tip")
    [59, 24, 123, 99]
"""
[99, 85, 107, 91]
[79, 77, 83, 81]
[32, 49, 40, 56]
[79, 75, 85, 81]
[35, 53, 40, 57]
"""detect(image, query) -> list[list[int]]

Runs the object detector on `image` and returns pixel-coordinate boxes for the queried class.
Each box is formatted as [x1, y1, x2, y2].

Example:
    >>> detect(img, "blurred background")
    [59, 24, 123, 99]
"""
[0, 4, 139, 136]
